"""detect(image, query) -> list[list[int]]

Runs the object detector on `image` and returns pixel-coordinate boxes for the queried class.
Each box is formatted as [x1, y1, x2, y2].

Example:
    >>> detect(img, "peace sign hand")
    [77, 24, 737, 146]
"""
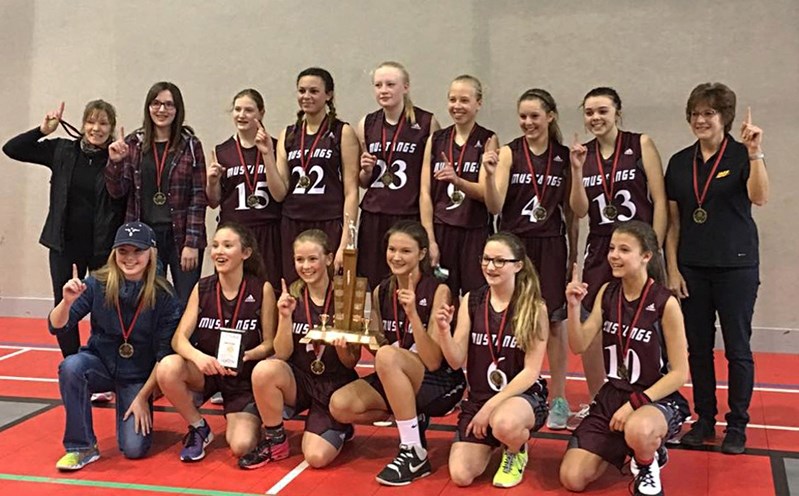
[481, 136, 499, 176]
[40, 101, 65, 135]
[108, 126, 130, 163]
[62, 264, 87, 305]
[277, 278, 297, 317]
[207, 149, 225, 184]
[565, 263, 588, 306]
[569, 133, 588, 170]
[255, 121, 274, 155]
[740, 106, 763, 154]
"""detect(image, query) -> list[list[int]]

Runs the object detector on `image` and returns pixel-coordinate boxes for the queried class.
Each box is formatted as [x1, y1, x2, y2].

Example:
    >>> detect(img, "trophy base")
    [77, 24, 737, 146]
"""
[299, 327, 380, 351]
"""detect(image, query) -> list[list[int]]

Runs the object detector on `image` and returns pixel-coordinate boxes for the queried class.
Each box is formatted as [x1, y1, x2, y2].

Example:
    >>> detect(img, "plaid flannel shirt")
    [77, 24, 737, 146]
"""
[105, 128, 208, 250]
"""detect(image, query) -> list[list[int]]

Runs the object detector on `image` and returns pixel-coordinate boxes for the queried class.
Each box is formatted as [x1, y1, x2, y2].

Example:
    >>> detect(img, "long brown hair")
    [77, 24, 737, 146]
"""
[518, 88, 563, 144]
[215, 222, 266, 279]
[288, 68, 337, 147]
[142, 81, 187, 152]
[384, 220, 431, 293]
[486, 232, 545, 350]
[612, 221, 666, 285]
[93, 247, 172, 309]
[289, 229, 334, 298]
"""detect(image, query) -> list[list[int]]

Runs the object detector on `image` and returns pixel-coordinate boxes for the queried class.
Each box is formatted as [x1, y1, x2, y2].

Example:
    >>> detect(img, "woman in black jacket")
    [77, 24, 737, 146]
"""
[3, 100, 125, 357]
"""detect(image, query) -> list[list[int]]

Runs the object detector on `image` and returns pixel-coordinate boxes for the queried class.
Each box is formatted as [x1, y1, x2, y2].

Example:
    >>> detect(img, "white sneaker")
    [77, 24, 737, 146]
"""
[90, 392, 113, 403]
[566, 403, 591, 431]
[632, 457, 663, 496]
[209, 392, 224, 405]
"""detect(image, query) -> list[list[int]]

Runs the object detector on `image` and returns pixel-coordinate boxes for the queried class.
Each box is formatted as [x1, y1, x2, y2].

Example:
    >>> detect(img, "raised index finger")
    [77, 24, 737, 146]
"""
[57, 101, 65, 119]
[746, 106, 752, 125]
[281, 278, 288, 295]
[211, 149, 218, 164]
[118, 126, 125, 140]
[72, 264, 79, 280]
[571, 262, 582, 283]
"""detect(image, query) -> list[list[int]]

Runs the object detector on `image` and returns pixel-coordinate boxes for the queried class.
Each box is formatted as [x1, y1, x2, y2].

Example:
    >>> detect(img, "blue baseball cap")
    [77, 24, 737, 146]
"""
[113, 222, 157, 250]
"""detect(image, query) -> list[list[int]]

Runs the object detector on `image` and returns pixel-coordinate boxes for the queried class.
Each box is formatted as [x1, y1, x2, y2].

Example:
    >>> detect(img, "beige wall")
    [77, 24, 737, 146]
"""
[0, 0, 796, 333]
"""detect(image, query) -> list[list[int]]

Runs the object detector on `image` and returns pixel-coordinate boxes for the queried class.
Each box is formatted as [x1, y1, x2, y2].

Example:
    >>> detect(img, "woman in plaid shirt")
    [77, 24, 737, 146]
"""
[106, 81, 208, 306]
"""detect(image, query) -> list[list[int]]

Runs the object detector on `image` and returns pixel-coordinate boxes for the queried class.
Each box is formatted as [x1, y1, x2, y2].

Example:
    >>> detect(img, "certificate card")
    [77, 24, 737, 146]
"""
[217, 327, 244, 370]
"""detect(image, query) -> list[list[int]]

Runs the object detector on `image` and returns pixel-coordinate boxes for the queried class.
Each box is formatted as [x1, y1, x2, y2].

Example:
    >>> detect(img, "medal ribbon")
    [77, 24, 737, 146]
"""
[483, 289, 510, 367]
[381, 112, 405, 168]
[692, 137, 728, 209]
[152, 141, 170, 193]
[522, 141, 553, 209]
[594, 131, 623, 205]
[304, 284, 333, 360]
[298, 117, 329, 178]
[116, 295, 146, 345]
[447, 126, 475, 177]
[234, 137, 262, 198]
[391, 281, 411, 347]
[615, 278, 654, 374]
[216, 277, 247, 330]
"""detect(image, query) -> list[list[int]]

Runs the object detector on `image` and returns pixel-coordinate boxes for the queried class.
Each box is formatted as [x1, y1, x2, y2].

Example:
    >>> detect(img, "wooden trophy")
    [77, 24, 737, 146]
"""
[299, 217, 380, 350]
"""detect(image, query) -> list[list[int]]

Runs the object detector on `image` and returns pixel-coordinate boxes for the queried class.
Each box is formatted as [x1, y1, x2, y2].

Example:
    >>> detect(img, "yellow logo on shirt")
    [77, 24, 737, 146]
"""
[716, 170, 730, 178]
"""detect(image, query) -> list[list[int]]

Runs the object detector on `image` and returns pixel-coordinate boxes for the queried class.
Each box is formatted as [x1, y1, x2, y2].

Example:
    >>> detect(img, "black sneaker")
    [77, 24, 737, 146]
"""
[237, 436, 289, 469]
[418, 413, 429, 449]
[632, 460, 663, 496]
[721, 429, 746, 455]
[375, 444, 431, 486]
[680, 420, 715, 447]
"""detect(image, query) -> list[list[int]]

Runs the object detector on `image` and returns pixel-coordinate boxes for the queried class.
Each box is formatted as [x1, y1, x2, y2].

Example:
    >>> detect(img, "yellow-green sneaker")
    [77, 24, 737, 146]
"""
[56, 447, 100, 471]
[492, 447, 528, 488]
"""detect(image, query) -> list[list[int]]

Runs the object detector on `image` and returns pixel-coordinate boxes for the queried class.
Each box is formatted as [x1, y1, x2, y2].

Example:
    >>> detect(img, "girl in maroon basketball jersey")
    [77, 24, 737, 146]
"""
[560, 221, 689, 496]
[206, 89, 284, 289]
[568, 87, 668, 426]
[420, 75, 498, 299]
[436, 232, 550, 488]
[356, 62, 439, 289]
[483, 88, 577, 431]
[274, 68, 360, 281]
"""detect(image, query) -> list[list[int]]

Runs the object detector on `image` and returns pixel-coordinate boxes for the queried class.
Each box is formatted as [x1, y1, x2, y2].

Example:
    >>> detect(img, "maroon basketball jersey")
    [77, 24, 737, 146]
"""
[361, 107, 433, 216]
[215, 137, 281, 225]
[466, 285, 546, 404]
[582, 131, 653, 236]
[430, 124, 494, 229]
[289, 284, 354, 378]
[377, 274, 440, 349]
[500, 137, 570, 237]
[282, 119, 346, 221]
[600, 279, 673, 391]
[193, 274, 264, 379]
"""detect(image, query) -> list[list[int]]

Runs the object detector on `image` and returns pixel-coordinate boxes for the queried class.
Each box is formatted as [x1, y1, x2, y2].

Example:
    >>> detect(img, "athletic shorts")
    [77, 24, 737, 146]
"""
[194, 375, 258, 417]
[455, 388, 549, 447]
[362, 365, 466, 417]
[520, 234, 567, 321]
[284, 363, 356, 438]
[280, 217, 343, 283]
[357, 211, 419, 290]
[249, 221, 283, 290]
[582, 234, 613, 312]
[434, 223, 491, 298]
[568, 382, 690, 470]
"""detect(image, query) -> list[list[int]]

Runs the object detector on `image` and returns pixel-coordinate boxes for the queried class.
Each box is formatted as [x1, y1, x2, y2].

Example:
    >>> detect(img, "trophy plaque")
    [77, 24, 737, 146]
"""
[299, 217, 380, 350]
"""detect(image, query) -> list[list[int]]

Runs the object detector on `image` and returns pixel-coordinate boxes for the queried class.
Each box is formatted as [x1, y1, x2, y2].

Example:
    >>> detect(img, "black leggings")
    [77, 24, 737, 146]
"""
[49, 249, 108, 357]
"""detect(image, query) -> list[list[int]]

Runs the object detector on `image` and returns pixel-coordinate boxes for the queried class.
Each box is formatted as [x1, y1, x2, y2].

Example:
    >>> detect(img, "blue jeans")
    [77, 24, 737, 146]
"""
[58, 351, 153, 458]
[152, 225, 202, 309]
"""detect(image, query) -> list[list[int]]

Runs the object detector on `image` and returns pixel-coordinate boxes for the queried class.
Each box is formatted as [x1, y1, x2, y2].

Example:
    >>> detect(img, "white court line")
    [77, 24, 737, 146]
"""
[0, 375, 58, 383]
[265, 460, 309, 495]
[0, 348, 29, 362]
[0, 344, 59, 352]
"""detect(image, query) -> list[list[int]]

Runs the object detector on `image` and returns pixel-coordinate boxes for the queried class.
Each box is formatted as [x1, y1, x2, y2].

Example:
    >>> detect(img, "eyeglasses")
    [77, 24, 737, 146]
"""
[479, 256, 520, 268]
[689, 109, 718, 120]
[149, 100, 176, 111]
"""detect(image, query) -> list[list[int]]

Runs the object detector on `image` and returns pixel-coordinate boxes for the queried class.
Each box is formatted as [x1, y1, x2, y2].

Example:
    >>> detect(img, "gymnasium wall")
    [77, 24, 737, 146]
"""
[0, 0, 796, 333]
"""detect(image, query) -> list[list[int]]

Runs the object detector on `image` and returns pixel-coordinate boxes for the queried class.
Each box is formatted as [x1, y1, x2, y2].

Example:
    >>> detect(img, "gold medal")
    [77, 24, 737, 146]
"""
[692, 207, 707, 224]
[380, 172, 394, 186]
[246, 194, 259, 208]
[118, 342, 134, 359]
[450, 190, 464, 205]
[310, 359, 325, 375]
[298, 174, 311, 188]
[603, 204, 618, 220]
[153, 191, 167, 205]
[533, 206, 548, 221]
[488, 369, 507, 391]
